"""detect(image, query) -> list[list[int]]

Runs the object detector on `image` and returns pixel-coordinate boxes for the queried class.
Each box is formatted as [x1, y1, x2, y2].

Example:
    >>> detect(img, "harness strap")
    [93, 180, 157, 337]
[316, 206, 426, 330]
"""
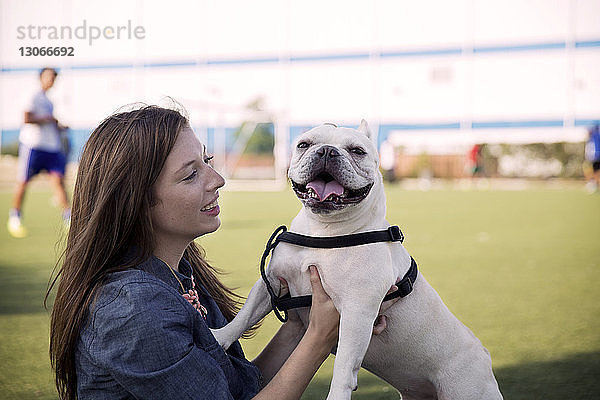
[275, 256, 418, 312]
[276, 225, 404, 248]
[259, 225, 417, 323]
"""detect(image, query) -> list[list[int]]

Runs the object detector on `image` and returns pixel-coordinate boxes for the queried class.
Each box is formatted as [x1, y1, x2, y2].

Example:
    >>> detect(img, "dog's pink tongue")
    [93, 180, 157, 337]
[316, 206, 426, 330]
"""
[306, 178, 344, 201]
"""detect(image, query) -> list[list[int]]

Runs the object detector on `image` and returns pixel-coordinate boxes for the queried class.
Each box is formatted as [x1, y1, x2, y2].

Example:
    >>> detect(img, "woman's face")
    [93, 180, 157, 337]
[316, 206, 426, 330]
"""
[151, 126, 225, 244]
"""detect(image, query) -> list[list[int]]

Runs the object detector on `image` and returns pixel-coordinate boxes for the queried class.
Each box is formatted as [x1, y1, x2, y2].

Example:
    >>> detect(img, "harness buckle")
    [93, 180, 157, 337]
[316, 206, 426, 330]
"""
[387, 226, 404, 242]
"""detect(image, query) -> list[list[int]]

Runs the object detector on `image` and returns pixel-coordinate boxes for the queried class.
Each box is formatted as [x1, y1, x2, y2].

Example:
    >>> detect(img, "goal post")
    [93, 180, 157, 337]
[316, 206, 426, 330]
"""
[185, 98, 289, 190]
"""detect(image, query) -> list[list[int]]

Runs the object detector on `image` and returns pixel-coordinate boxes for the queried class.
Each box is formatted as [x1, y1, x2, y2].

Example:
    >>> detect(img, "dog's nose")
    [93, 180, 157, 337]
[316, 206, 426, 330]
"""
[316, 145, 340, 158]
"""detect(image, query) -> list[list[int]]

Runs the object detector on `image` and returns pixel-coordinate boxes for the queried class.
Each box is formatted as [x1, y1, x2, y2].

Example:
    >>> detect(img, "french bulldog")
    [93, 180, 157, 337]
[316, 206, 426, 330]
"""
[212, 121, 502, 400]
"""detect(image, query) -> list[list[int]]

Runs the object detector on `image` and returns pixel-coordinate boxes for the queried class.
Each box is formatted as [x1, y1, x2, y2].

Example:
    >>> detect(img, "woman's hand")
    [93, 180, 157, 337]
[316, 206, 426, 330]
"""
[306, 265, 340, 348]
[372, 284, 401, 335]
[277, 278, 305, 334]
[254, 270, 395, 399]
[278, 274, 399, 337]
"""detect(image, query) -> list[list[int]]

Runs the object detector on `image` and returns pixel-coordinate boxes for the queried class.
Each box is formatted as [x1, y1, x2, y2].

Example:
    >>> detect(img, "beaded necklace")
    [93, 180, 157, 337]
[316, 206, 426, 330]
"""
[163, 259, 208, 319]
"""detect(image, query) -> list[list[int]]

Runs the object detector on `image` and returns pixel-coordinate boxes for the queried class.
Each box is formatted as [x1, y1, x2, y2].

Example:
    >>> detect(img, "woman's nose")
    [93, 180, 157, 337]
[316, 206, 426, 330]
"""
[209, 168, 226, 191]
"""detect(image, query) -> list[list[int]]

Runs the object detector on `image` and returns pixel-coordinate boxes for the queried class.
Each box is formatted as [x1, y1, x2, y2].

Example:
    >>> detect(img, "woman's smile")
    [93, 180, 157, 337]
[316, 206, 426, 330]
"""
[200, 199, 220, 215]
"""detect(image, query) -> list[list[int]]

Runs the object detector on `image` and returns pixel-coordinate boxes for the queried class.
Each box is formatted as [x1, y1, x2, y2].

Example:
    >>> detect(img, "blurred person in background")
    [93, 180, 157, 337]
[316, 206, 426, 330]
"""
[466, 144, 485, 179]
[379, 139, 397, 182]
[47, 105, 396, 400]
[7, 67, 71, 238]
[584, 124, 600, 193]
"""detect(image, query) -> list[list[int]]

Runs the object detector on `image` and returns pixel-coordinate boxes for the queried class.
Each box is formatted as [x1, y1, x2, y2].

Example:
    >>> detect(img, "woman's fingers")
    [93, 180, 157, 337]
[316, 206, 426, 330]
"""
[309, 265, 328, 300]
[308, 265, 338, 320]
[372, 315, 387, 335]
[374, 284, 400, 335]
[283, 273, 395, 337]
[379, 284, 401, 313]
[307, 265, 339, 346]
[278, 277, 289, 297]
[386, 284, 398, 295]
[286, 308, 302, 323]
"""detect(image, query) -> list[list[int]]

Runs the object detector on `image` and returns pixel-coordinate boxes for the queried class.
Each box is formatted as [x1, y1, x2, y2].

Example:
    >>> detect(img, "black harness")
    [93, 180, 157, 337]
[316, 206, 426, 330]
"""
[260, 225, 418, 322]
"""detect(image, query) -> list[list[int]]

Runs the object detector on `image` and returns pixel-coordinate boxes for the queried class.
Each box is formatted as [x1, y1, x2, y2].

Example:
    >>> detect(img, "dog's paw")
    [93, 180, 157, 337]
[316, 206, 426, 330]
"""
[210, 328, 233, 350]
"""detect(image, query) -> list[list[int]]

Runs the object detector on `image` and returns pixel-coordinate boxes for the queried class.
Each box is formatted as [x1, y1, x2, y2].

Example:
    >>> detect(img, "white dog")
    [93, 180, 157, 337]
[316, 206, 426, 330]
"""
[212, 121, 503, 400]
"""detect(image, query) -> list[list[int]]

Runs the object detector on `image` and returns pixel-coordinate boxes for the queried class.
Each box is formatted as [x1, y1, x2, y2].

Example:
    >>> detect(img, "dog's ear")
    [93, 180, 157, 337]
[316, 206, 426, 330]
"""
[357, 119, 372, 139]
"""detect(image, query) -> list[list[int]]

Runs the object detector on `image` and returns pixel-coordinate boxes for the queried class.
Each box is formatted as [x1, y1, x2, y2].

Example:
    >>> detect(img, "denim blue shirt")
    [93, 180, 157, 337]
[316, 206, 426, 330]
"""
[76, 256, 260, 399]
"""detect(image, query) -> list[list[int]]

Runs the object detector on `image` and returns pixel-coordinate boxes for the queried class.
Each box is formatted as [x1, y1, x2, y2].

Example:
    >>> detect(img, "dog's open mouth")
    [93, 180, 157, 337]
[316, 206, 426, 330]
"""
[291, 172, 373, 209]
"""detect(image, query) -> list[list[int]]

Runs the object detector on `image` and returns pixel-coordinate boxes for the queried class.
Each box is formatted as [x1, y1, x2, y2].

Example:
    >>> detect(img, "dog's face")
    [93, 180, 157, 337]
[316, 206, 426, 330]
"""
[288, 120, 380, 214]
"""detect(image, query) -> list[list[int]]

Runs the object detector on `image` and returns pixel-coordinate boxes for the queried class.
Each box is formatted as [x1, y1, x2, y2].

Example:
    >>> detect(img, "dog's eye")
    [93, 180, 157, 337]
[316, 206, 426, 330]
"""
[350, 147, 366, 155]
[297, 141, 310, 149]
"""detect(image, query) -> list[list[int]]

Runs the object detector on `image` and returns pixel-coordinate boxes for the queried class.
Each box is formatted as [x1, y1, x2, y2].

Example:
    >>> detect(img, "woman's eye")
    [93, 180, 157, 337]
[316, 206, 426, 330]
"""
[204, 155, 214, 165]
[350, 147, 366, 155]
[297, 142, 310, 149]
[183, 169, 197, 181]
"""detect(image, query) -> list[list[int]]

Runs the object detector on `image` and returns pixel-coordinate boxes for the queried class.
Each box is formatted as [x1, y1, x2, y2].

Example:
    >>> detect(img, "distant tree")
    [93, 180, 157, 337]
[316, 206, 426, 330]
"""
[233, 97, 274, 155]
[233, 122, 274, 155]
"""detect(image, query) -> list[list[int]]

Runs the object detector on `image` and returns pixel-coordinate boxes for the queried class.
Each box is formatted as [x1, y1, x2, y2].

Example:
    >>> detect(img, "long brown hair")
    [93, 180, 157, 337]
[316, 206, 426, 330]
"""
[46, 105, 247, 400]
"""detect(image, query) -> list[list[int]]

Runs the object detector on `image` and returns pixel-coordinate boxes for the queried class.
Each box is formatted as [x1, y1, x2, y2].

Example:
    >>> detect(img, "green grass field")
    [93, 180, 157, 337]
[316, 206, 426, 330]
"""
[1, 183, 599, 399]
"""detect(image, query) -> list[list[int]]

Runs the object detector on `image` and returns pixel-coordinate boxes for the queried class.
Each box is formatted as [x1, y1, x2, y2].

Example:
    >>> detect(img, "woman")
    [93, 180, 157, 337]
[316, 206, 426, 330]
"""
[48, 105, 392, 399]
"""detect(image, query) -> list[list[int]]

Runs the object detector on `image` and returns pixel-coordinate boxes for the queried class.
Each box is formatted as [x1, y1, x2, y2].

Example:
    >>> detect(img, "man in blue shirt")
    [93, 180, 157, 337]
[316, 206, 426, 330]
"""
[585, 124, 600, 193]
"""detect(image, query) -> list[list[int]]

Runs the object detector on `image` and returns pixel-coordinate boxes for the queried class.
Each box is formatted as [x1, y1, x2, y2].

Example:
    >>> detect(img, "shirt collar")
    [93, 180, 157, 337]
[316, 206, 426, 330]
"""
[136, 256, 194, 293]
